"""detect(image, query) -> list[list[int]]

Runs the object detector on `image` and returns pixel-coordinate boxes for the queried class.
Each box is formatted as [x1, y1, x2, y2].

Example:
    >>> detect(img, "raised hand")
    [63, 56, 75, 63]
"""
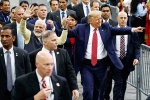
[61, 18, 69, 29]
[23, 6, 35, 20]
[47, 20, 54, 29]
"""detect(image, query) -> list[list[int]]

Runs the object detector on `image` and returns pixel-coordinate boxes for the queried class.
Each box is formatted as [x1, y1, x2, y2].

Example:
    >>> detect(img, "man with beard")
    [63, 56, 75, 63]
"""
[20, 8, 68, 53]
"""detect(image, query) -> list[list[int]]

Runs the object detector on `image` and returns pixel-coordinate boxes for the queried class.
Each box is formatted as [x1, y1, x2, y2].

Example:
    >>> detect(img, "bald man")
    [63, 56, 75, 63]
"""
[104, 11, 140, 100]
[11, 51, 71, 100]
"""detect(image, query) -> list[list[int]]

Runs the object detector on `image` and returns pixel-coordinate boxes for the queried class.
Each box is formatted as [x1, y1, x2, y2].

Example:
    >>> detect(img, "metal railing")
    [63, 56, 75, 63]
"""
[127, 44, 150, 100]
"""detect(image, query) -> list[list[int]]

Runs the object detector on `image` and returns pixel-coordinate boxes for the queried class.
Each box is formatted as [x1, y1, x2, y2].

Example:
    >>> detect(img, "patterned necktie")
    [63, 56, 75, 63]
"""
[86, 6, 89, 16]
[120, 35, 125, 59]
[6, 51, 13, 91]
[50, 51, 56, 74]
[61, 12, 65, 19]
[17, 30, 24, 49]
[42, 78, 47, 100]
[91, 28, 98, 66]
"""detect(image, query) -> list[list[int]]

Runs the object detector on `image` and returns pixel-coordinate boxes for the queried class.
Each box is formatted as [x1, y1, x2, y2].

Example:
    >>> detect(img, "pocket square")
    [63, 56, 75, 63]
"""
[56, 83, 60, 87]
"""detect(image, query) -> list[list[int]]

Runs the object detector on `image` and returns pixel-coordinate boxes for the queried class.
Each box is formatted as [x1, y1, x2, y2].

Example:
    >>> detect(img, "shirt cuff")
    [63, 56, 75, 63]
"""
[52, 27, 55, 31]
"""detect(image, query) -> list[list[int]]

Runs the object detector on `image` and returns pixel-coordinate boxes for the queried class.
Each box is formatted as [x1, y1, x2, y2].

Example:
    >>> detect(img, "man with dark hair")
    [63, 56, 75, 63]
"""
[0, 26, 31, 100]
[67, 0, 79, 10]
[50, 0, 59, 12]
[73, 0, 91, 23]
[100, 4, 117, 26]
[81, 0, 100, 23]
[0, 0, 10, 24]
[11, 51, 71, 100]
[10, 6, 16, 23]
[48, 0, 76, 30]
[19, 0, 29, 11]
[27, 3, 39, 21]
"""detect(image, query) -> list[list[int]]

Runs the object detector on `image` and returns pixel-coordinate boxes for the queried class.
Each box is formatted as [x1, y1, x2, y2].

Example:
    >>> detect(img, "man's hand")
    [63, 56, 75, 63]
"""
[132, 27, 145, 33]
[133, 59, 139, 66]
[61, 18, 69, 29]
[72, 90, 79, 100]
[23, 6, 34, 20]
[34, 88, 51, 100]
[47, 20, 54, 28]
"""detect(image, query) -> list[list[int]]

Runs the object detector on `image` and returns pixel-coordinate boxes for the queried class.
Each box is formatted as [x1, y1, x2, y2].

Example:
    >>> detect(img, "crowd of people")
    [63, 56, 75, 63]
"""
[0, 0, 149, 100]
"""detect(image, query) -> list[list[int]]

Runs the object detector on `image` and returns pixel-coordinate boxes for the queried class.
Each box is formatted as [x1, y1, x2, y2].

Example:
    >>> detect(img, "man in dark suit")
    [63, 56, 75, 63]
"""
[0, 0, 10, 25]
[5, 6, 34, 48]
[73, 0, 91, 23]
[109, 11, 140, 100]
[28, 4, 60, 36]
[62, 10, 143, 100]
[47, 0, 59, 17]
[11, 51, 71, 100]
[67, 0, 79, 10]
[0, 26, 31, 100]
[29, 30, 79, 100]
[81, 0, 100, 24]
[48, 0, 76, 30]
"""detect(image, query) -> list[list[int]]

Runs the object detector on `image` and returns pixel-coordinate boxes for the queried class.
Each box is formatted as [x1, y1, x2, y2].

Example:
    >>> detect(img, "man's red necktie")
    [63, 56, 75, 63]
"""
[42, 78, 47, 100]
[91, 28, 98, 66]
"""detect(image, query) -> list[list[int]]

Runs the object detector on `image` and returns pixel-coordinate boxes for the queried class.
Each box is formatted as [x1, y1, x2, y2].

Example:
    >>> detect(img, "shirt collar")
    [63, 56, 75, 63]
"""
[59, 8, 67, 14]
[82, 2, 90, 8]
[117, 25, 127, 28]
[36, 69, 50, 84]
[90, 24, 97, 31]
[103, 19, 109, 23]
[3, 46, 13, 54]
[38, 17, 46, 22]
[42, 46, 54, 53]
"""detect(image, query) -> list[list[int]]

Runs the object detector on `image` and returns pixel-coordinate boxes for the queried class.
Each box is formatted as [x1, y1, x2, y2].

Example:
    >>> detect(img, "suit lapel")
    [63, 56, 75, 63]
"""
[51, 75, 60, 100]
[0, 48, 6, 76]
[84, 25, 90, 52]
[54, 49, 60, 73]
[13, 47, 20, 77]
[99, 27, 106, 45]
[29, 71, 40, 94]
[55, 10, 61, 26]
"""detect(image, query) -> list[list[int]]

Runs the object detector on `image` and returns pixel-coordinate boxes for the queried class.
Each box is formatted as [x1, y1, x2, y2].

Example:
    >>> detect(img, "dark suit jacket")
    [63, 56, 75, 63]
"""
[113, 31, 140, 71]
[28, 18, 60, 36]
[81, 17, 117, 27]
[48, 9, 76, 29]
[0, 11, 10, 25]
[11, 71, 71, 100]
[67, 4, 73, 10]
[67, 23, 134, 74]
[5, 22, 34, 47]
[0, 46, 32, 100]
[73, 3, 85, 23]
[29, 48, 78, 91]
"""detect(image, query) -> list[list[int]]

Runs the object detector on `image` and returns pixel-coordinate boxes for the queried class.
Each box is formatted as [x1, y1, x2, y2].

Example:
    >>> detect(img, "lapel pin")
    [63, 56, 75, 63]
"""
[102, 30, 103, 31]
[16, 53, 18, 56]
[0, 54, 2, 56]
[56, 83, 60, 87]
[57, 52, 59, 54]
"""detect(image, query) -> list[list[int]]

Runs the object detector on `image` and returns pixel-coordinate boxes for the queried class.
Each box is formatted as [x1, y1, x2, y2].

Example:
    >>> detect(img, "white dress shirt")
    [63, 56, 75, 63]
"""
[82, 2, 91, 16]
[85, 25, 107, 59]
[36, 69, 54, 100]
[59, 9, 67, 21]
[3, 46, 15, 85]
[115, 26, 128, 57]
[42, 47, 57, 74]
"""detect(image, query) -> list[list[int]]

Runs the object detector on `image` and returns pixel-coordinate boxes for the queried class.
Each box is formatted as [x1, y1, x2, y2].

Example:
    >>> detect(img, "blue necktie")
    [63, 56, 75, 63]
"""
[17, 30, 24, 49]
[50, 51, 56, 74]
[6, 51, 13, 91]
[86, 6, 89, 16]
[61, 12, 65, 19]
